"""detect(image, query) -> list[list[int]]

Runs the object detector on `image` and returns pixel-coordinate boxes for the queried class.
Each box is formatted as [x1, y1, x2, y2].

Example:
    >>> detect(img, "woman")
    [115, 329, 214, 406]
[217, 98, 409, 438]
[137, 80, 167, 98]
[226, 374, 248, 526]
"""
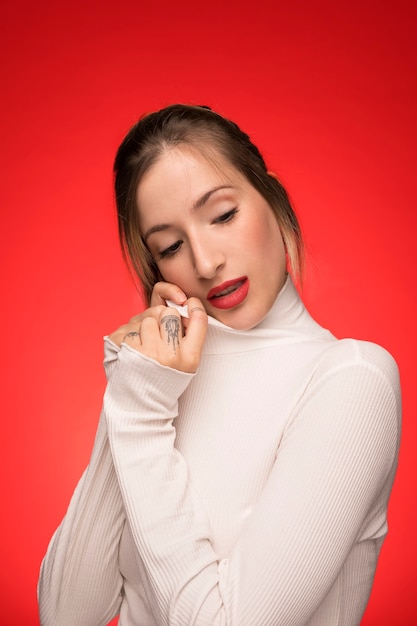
[38, 104, 401, 625]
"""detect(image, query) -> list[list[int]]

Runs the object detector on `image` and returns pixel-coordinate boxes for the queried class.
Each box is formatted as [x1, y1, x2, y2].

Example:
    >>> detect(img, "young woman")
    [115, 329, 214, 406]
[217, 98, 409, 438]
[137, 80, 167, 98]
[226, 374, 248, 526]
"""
[38, 104, 401, 625]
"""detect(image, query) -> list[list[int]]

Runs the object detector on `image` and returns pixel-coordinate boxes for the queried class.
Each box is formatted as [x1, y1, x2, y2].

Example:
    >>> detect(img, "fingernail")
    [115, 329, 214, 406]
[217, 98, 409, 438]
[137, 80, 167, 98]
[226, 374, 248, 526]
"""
[175, 291, 187, 303]
[166, 300, 189, 318]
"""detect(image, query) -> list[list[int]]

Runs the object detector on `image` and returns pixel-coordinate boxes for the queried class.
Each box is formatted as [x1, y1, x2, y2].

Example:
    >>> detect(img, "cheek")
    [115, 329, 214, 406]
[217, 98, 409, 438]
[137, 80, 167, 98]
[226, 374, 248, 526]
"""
[250, 214, 284, 259]
[157, 259, 194, 290]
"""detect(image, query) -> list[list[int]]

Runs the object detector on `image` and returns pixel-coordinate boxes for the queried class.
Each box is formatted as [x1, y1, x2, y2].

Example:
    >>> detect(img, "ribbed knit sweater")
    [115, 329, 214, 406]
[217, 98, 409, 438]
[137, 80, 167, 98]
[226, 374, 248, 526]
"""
[38, 277, 401, 626]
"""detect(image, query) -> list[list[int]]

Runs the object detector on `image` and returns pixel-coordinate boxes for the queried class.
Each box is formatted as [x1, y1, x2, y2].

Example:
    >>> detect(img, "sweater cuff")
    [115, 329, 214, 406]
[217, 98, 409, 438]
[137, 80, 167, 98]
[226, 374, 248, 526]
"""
[105, 343, 195, 420]
[103, 336, 120, 380]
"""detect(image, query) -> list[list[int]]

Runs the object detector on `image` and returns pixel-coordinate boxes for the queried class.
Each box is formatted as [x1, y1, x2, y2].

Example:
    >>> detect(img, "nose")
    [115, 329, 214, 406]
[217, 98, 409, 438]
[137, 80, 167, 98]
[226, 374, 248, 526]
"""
[190, 235, 225, 279]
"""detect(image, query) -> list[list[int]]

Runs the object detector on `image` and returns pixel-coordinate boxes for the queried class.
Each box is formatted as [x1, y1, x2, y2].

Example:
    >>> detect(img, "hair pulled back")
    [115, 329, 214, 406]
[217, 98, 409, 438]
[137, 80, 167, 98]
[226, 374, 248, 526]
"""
[114, 104, 303, 303]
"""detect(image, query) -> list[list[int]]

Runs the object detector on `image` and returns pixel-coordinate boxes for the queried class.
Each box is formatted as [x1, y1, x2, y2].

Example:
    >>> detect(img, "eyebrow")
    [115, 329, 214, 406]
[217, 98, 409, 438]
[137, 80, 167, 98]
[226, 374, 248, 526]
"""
[143, 185, 234, 241]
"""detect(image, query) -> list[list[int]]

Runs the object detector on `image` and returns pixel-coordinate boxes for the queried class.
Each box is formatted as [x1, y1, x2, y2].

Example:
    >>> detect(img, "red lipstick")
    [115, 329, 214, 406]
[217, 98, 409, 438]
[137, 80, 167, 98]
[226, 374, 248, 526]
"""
[207, 277, 249, 309]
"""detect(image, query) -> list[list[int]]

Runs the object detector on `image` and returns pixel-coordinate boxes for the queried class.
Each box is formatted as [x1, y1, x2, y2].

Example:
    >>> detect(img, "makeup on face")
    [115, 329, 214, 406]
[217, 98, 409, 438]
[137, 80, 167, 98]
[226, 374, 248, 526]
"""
[207, 277, 249, 310]
[138, 147, 287, 330]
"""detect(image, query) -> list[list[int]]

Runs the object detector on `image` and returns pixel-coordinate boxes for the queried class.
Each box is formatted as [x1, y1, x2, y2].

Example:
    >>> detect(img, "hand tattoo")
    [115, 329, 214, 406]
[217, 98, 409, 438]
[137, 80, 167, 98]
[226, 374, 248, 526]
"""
[161, 315, 181, 352]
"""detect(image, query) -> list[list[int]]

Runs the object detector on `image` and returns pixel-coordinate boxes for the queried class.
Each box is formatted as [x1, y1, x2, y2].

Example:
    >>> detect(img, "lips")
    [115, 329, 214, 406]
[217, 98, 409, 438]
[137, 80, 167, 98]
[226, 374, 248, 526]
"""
[207, 277, 249, 309]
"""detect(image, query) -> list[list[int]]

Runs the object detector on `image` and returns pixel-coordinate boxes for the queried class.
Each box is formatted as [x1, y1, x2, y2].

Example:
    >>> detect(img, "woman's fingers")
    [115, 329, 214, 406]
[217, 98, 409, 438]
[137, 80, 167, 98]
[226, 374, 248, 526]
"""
[159, 308, 183, 353]
[135, 309, 184, 369]
[109, 297, 207, 373]
[181, 298, 208, 372]
[128, 305, 166, 326]
[150, 281, 187, 307]
[109, 305, 165, 347]
[122, 329, 141, 347]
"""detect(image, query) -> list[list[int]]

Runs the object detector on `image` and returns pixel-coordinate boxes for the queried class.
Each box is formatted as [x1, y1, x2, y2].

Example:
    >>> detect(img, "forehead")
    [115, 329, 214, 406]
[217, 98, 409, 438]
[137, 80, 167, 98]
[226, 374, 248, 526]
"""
[136, 146, 243, 216]
[145, 144, 238, 185]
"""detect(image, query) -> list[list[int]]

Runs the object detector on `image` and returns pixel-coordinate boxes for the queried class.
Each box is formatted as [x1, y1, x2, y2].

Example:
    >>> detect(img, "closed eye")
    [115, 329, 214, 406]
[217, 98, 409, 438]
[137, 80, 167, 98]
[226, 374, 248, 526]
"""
[214, 207, 239, 224]
[159, 240, 183, 259]
[158, 208, 238, 259]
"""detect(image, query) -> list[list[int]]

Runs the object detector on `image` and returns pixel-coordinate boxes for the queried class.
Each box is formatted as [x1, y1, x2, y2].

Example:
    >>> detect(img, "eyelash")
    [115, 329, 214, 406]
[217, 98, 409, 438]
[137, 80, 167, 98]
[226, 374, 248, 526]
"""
[159, 207, 239, 260]
[159, 241, 183, 259]
[214, 207, 239, 224]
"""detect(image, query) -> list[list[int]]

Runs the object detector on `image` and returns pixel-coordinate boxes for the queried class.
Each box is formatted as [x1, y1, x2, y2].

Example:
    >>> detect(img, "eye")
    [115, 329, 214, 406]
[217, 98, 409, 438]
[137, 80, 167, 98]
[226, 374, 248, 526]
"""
[159, 240, 183, 259]
[214, 207, 239, 224]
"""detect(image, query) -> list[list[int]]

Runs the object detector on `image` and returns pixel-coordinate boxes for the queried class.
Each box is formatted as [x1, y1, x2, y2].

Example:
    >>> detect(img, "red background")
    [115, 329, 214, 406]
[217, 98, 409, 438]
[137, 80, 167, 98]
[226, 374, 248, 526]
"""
[1, 1, 416, 624]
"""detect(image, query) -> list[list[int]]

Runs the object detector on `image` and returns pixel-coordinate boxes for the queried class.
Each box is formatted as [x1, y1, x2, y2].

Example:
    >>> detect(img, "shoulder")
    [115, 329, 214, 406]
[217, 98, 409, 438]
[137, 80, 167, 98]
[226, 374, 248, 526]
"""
[313, 338, 400, 395]
[293, 339, 401, 465]
[297, 338, 402, 438]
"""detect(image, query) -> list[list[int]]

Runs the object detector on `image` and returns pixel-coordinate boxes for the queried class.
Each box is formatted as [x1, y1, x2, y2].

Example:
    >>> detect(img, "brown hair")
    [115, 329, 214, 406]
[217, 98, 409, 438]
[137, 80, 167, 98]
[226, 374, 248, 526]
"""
[114, 104, 303, 303]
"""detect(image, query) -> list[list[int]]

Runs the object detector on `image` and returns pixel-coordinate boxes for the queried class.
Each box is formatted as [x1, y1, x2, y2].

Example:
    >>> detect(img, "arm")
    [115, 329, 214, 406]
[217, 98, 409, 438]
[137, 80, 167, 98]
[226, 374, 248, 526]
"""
[38, 339, 125, 626]
[105, 340, 400, 626]
[38, 282, 189, 625]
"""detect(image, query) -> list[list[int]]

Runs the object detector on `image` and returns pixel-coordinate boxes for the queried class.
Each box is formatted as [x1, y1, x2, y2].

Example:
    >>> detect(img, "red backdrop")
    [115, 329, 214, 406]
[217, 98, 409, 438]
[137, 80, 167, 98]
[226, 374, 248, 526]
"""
[1, 1, 416, 624]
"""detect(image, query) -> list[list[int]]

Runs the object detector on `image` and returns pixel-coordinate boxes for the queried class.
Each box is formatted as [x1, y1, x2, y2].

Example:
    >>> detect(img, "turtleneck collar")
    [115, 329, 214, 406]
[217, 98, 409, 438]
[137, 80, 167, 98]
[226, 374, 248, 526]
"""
[203, 275, 335, 355]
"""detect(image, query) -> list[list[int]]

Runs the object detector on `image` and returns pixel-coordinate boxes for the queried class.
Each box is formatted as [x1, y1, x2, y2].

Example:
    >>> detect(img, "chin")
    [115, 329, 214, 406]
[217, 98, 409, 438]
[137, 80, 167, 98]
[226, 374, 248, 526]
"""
[217, 307, 267, 331]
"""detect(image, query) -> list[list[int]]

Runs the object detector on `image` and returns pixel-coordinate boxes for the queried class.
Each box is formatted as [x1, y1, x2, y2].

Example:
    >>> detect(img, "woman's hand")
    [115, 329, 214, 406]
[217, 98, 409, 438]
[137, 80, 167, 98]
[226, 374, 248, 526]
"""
[108, 282, 208, 373]
[149, 281, 188, 308]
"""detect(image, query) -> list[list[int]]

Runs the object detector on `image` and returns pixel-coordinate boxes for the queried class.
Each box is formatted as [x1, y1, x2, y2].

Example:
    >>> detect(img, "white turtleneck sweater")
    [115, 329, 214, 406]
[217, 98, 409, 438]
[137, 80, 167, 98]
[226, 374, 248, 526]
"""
[38, 277, 401, 626]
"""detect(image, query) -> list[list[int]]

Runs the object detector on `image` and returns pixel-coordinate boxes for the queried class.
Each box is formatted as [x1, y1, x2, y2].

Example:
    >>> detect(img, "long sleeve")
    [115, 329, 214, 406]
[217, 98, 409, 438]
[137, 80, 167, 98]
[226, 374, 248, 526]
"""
[105, 339, 400, 626]
[38, 340, 125, 626]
